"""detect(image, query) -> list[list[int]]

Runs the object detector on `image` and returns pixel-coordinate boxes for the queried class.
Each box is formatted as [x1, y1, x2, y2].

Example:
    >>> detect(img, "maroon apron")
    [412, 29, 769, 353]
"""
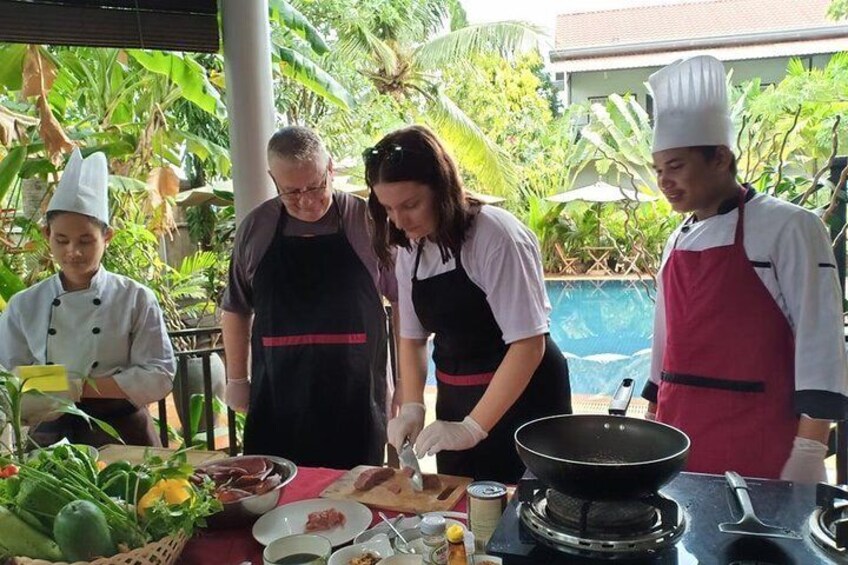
[657, 190, 797, 479]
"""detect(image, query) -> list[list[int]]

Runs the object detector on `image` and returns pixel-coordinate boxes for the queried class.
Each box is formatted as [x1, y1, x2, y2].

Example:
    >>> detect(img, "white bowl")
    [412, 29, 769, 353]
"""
[328, 533, 393, 565]
[262, 533, 332, 565]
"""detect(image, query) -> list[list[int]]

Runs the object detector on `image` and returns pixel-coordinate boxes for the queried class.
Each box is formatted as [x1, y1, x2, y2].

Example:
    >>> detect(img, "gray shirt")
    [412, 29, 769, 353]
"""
[221, 191, 397, 314]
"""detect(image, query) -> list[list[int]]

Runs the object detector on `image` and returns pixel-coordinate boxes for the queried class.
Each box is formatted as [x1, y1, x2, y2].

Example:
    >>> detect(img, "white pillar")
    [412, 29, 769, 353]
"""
[221, 0, 276, 224]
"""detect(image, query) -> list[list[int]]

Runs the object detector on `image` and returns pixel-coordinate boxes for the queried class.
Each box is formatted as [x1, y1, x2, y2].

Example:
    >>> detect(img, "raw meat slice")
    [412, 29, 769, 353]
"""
[353, 467, 396, 491]
[305, 508, 347, 532]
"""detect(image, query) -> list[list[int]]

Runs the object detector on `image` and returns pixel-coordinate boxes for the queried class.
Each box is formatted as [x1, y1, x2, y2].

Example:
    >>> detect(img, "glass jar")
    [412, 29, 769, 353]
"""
[420, 515, 447, 565]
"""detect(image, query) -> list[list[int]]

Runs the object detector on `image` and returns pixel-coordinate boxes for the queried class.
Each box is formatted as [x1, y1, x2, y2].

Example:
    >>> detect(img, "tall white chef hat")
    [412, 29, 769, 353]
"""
[46, 148, 110, 226]
[649, 55, 735, 154]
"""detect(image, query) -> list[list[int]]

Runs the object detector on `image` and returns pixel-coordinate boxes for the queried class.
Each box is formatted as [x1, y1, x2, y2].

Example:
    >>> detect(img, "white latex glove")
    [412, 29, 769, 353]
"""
[224, 378, 251, 413]
[415, 416, 488, 457]
[779, 436, 828, 483]
[386, 402, 426, 450]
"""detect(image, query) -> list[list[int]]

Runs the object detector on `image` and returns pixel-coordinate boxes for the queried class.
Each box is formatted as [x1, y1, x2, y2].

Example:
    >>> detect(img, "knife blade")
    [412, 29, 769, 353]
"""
[399, 439, 424, 491]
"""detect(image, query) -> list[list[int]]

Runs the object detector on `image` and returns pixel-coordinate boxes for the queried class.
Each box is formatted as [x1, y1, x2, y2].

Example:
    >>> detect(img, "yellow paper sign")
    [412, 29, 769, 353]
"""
[16, 365, 70, 393]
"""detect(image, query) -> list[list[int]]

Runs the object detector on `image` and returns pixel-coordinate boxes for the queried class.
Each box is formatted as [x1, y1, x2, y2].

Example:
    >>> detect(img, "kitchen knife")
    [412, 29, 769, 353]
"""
[399, 439, 424, 491]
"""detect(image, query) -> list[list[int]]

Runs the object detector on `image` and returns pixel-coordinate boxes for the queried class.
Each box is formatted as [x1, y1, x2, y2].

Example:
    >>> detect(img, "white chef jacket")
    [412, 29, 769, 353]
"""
[0, 267, 175, 407]
[645, 191, 848, 419]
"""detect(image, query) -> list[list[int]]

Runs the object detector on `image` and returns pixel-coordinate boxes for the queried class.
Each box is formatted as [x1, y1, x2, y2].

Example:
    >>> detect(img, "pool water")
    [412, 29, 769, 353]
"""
[548, 279, 656, 395]
[422, 279, 657, 396]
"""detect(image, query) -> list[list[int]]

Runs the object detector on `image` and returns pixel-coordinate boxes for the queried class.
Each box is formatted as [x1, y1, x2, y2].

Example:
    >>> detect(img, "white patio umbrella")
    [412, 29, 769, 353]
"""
[546, 181, 657, 204]
[545, 181, 657, 244]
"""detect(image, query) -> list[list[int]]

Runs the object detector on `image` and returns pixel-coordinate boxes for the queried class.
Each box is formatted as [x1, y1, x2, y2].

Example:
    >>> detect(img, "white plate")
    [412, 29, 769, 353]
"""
[253, 498, 372, 547]
[472, 555, 502, 564]
[328, 533, 394, 565]
[354, 512, 467, 544]
[379, 556, 422, 565]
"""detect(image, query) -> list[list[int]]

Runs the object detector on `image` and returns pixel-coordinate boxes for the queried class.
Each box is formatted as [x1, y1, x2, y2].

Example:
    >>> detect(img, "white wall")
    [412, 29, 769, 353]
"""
[559, 54, 836, 107]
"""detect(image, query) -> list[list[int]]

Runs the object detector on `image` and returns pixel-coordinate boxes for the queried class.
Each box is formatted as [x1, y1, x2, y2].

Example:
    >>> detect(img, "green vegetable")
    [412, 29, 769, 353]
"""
[98, 461, 154, 502]
[15, 478, 74, 526]
[0, 504, 64, 561]
[54, 500, 117, 561]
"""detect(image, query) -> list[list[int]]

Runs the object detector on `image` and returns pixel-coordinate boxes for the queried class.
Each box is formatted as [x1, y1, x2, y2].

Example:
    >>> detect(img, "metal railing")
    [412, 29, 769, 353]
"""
[160, 327, 238, 455]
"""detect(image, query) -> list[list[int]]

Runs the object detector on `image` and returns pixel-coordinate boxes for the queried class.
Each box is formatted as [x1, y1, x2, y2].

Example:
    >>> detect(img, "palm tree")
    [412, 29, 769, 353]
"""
[331, 0, 543, 195]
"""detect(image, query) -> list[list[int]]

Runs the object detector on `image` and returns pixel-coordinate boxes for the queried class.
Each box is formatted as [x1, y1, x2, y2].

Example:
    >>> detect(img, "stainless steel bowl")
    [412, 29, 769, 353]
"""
[200, 454, 298, 529]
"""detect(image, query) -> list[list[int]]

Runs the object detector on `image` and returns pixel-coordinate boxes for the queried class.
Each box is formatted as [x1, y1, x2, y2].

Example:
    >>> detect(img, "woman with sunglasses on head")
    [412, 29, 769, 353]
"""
[365, 125, 572, 483]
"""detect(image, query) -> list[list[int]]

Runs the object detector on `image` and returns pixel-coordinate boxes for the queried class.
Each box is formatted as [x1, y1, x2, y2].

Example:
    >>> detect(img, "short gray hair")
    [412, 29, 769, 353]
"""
[267, 126, 329, 166]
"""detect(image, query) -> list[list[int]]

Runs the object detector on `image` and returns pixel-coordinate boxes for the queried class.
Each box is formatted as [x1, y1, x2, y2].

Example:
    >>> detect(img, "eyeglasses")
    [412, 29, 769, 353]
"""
[272, 171, 329, 202]
[362, 143, 406, 167]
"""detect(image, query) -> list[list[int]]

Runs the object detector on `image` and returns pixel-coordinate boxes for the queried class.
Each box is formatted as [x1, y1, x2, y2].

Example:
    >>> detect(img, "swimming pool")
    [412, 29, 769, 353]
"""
[422, 279, 657, 396]
[548, 279, 656, 395]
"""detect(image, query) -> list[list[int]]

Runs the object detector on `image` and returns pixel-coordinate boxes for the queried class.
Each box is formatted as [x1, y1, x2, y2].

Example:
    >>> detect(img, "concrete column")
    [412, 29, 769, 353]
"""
[221, 0, 276, 224]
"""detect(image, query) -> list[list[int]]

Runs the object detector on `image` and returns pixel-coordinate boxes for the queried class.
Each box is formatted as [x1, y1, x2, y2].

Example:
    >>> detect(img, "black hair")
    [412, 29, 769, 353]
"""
[364, 125, 478, 267]
[691, 146, 738, 177]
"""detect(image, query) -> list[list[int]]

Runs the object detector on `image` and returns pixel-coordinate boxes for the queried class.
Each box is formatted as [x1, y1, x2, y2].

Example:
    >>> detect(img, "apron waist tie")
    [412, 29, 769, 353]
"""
[262, 333, 367, 347]
[436, 369, 495, 386]
[661, 371, 765, 393]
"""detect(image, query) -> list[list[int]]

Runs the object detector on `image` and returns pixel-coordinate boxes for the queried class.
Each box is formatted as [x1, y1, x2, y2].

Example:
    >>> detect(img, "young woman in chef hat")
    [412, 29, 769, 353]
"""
[0, 148, 175, 446]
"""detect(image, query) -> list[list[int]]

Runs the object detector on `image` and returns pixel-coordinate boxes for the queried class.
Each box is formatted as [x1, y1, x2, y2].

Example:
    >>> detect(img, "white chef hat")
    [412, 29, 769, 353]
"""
[46, 148, 110, 226]
[649, 55, 735, 154]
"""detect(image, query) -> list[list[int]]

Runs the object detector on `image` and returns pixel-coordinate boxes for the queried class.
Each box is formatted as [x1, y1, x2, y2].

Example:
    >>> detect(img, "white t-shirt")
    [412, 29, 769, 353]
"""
[647, 191, 848, 415]
[396, 206, 550, 345]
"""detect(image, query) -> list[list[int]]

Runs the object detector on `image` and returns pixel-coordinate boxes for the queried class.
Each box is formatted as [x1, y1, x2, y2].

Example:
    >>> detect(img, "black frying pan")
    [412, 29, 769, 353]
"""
[514, 378, 690, 499]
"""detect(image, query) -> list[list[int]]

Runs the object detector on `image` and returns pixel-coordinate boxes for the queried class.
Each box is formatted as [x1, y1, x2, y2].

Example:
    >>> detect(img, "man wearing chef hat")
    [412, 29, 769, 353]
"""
[642, 55, 848, 483]
[0, 148, 175, 446]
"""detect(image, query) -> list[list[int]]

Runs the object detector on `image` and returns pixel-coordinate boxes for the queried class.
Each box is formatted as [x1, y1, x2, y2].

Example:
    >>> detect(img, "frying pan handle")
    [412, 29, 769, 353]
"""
[608, 378, 634, 416]
[725, 471, 757, 519]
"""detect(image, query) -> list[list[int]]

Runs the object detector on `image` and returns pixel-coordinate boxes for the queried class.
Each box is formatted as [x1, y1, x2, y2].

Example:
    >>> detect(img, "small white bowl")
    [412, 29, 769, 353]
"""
[262, 533, 332, 565]
[328, 533, 393, 565]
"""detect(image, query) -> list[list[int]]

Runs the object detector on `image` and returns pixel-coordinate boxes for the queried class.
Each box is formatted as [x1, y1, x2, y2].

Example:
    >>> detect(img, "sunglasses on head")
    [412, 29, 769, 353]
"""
[362, 143, 407, 167]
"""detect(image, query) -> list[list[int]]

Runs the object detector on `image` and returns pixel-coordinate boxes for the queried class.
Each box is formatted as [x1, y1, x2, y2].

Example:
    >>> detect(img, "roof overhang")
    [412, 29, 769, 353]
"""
[0, 0, 219, 52]
[551, 36, 848, 73]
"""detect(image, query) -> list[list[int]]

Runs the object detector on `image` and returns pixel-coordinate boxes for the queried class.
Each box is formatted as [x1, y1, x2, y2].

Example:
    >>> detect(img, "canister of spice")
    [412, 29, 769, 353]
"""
[467, 480, 507, 552]
[421, 514, 448, 565]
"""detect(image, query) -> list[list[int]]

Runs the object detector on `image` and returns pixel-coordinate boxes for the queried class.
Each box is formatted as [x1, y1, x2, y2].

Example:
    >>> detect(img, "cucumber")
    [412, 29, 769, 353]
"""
[0, 505, 64, 561]
[53, 500, 117, 561]
[15, 478, 74, 527]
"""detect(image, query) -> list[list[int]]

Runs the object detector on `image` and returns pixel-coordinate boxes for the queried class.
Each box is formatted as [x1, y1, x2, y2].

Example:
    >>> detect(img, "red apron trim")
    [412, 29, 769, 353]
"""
[262, 333, 367, 347]
[436, 369, 495, 386]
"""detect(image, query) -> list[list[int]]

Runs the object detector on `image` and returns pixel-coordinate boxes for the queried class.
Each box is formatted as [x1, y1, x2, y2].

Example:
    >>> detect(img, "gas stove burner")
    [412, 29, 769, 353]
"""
[519, 489, 686, 558]
[809, 483, 848, 559]
[545, 489, 659, 535]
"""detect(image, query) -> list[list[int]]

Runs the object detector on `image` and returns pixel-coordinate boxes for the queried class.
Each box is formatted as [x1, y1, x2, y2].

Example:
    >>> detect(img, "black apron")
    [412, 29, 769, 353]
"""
[412, 236, 571, 483]
[243, 197, 388, 468]
[31, 399, 160, 448]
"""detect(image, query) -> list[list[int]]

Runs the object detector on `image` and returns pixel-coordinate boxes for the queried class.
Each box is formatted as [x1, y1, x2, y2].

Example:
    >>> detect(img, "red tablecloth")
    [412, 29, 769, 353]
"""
[179, 467, 468, 565]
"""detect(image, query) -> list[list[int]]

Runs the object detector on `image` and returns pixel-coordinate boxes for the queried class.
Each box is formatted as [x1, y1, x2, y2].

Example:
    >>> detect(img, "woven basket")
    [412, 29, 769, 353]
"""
[12, 531, 188, 565]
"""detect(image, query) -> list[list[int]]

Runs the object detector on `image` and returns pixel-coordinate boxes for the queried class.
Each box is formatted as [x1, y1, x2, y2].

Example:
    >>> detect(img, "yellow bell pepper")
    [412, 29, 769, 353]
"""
[137, 478, 193, 516]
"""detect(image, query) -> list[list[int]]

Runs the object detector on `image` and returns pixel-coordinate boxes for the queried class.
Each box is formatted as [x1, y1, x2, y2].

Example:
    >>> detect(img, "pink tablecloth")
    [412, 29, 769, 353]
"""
[179, 467, 468, 565]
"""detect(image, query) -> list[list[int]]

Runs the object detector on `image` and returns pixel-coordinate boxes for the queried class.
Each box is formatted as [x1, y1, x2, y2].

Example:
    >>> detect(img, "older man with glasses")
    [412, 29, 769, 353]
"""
[221, 126, 397, 468]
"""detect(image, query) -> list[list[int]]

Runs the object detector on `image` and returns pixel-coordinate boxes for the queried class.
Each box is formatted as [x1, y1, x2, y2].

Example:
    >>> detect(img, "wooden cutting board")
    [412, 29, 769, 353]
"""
[99, 445, 226, 467]
[320, 465, 472, 513]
